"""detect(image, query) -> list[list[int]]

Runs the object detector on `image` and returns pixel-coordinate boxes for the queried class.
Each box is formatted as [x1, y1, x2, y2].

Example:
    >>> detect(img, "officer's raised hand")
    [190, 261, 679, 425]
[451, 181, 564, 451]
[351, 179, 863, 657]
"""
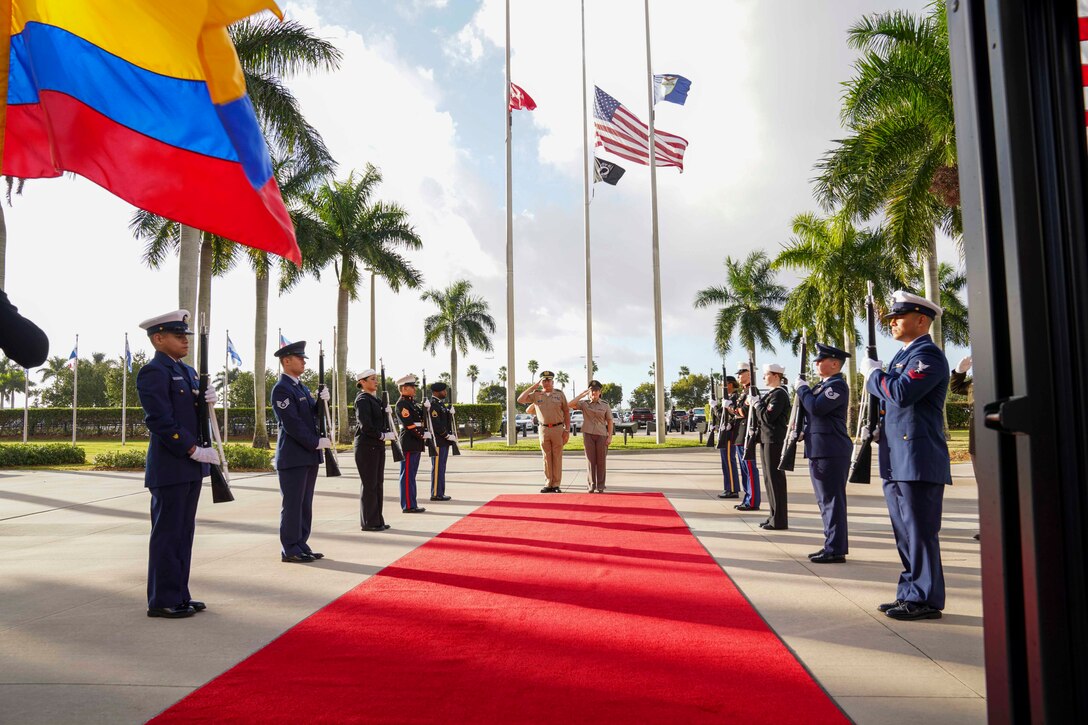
[955, 356, 972, 374]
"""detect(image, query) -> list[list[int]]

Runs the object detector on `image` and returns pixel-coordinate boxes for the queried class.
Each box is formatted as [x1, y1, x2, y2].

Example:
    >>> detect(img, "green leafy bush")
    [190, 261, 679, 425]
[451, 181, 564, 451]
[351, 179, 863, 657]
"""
[946, 401, 972, 430]
[0, 443, 86, 467]
[450, 404, 503, 434]
[0, 407, 280, 440]
[93, 449, 147, 470]
[224, 444, 273, 471]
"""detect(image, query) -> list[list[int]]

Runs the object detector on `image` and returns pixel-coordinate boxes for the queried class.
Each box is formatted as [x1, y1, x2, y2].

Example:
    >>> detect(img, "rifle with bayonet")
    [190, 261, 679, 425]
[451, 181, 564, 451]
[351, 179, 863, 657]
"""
[706, 367, 718, 448]
[848, 282, 878, 484]
[380, 359, 404, 462]
[778, 332, 808, 471]
[317, 342, 341, 477]
[742, 352, 760, 460]
[198, 319, 233, 503]
[420, 371, 439, 458]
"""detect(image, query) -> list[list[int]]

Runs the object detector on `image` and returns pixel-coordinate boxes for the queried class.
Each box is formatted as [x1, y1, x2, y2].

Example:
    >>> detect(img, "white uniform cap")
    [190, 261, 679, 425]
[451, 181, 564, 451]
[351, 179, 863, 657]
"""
[139, 309, 193, 335]
[396, 374, 419, 387]
[886, 290, 943, 319]
[356, 368, 377, 380]
[762, 363, 785, 375]
[735, 361, 751, 372]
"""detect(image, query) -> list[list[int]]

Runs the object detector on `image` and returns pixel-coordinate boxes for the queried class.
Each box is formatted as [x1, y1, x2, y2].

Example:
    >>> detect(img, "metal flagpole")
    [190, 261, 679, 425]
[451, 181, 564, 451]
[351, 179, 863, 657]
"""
[332, 325, 339, 441]
[643, 0, 666, 444]
[71, 334, 78, 446]
[22, 369, 29, 443]
[504, 0, 517, 446]
[224, 330, 230, 444]
[581, 0, 593, 389]
[121, 333, 128, 446]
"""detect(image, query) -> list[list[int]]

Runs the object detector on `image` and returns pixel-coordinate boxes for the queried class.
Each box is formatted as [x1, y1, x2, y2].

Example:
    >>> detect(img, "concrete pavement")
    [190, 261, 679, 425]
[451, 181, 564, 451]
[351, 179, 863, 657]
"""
[0, 451, 984, 723]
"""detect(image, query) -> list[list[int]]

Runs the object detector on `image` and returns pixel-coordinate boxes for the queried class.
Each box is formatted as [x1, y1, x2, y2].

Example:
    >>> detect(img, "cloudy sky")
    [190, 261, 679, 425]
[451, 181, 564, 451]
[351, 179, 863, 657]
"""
[6, 0, 964, 405]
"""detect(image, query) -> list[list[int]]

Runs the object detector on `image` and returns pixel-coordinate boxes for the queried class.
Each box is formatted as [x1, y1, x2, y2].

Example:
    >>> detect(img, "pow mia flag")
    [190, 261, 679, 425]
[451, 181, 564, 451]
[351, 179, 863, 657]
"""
[594, 157, 626, 186]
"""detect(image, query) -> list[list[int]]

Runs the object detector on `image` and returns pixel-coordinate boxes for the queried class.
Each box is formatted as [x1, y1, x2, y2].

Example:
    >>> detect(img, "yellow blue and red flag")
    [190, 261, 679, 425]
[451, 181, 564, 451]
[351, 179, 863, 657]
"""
[0, 0, 301, 264]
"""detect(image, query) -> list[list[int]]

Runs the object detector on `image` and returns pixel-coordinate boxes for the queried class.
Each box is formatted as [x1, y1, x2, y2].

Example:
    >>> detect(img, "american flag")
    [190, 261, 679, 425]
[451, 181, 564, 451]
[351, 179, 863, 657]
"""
[593, 86, 688, 170]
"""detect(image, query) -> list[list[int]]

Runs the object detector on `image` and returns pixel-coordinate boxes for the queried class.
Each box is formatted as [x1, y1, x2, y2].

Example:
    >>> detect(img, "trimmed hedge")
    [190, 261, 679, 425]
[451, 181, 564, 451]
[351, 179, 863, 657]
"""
[93, 449, 147, 470]
[92, 444, 274, 471]
[451, 404, 503, 434]
[947, 401, 972, 430]
[0, 443, 86, 467]
[0, 407, 280, 440]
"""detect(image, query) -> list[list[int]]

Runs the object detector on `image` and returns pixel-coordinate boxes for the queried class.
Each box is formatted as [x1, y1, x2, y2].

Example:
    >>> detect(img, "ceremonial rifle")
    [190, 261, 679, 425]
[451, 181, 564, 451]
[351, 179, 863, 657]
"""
[447, 390, 461, 457]
[848, 282, 878, 484]
[198, 319, 233, 503]
[317, 342, 341, 477]
[778, 332, 808, 471]
[420, 371, 439, 458]
[706, 367, 717, 448]
[742, 352, 760, 460]
[380, 358, 404, 462]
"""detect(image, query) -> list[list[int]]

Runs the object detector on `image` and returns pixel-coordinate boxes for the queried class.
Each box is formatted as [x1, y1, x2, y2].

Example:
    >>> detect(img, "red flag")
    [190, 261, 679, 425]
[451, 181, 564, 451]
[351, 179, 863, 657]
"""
[509, 82, 537, 111]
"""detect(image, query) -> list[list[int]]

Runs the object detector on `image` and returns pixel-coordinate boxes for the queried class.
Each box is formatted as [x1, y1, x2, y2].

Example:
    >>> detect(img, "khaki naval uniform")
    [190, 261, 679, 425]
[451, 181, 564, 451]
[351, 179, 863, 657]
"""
[572, 399, 612, 491]
[529, 388, 569, 488]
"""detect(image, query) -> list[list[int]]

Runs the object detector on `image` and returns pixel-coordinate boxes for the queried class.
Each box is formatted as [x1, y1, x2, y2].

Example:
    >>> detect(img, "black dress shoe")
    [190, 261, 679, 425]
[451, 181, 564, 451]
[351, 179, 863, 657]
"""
[877, 599, 905, 612]
[810, 552, 846, 564]
[762, 523, 786, 530]
[182, 600, 207, 612]
[306, 552, 324, 560]
[736, 504, 759, 511]
[362, 524, 391, 531]
[148, 606, 195, 619]
[430, 495, 452, 501]
[403, 507, 427, 513]
[808, 549, 826, 559]
[885, 602, 942, 620]
[720, 492, 740, 499]
[281, 553, 315, 563]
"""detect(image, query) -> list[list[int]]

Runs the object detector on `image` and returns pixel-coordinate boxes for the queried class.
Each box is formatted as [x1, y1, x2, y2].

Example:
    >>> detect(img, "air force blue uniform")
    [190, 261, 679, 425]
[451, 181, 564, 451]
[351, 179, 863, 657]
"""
[272, 373, 322, 558]
[137, 350, 208, 610]
[866, 333, 951, 610]
[798, 371, 852, 556]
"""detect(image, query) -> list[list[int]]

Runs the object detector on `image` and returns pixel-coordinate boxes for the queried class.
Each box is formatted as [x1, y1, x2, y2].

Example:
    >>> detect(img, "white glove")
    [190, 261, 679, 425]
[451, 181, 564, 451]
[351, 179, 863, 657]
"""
[316, 437, 333, 450]
[423, 399, 431, 409]
[384, 405, 392, 414]
[381, 432, 396, 441]
[204, 388, 218, 404]
[318, 387, 331, 401]
[861, 358, 883, 380]
[794, 377, 809, 391]
[956, 356, 972, 374]
[422, 431, 432, 440]
[445, 433, 457, 442]
[746, 394, 759, 405]
[448, 406, 456, 416]
[189, 446, 220, 464]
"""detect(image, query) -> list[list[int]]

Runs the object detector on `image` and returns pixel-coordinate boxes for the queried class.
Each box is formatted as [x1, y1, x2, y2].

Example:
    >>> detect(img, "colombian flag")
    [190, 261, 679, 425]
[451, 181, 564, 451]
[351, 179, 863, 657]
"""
[0, 0, 301, 264]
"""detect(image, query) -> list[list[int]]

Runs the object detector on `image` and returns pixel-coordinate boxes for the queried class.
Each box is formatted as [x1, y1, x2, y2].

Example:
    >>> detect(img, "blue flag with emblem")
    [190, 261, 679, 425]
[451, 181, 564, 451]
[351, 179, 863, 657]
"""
[653, 74, 692, 106]
[124, 338, 132, 373]
[227, 335, 243, 367]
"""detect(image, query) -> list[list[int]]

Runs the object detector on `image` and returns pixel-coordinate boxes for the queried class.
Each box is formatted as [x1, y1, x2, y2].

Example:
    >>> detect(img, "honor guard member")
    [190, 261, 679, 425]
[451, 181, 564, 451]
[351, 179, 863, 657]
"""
[863, 291, 951, 620]
[272, 341, 331, 563]
[518, 370, 570, 492]
[395, 374, 429, 513]
[427, 382, 456, 501]
[716, 376, 742, 500]
[354, 369, 394, 531]
[795, 344, 852, 563]
[730, 362, 761, 511]
[752, 363, 791, 530]
[136, 309, 214, 618]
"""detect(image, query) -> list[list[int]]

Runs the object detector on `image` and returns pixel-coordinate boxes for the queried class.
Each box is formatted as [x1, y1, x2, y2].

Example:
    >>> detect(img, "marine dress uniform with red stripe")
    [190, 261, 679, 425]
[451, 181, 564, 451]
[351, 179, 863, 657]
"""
[732, 363, 761, 511]
[427, 382, 455, 501]
[395, 375, 428, 514]
[864, 291, 951, 621]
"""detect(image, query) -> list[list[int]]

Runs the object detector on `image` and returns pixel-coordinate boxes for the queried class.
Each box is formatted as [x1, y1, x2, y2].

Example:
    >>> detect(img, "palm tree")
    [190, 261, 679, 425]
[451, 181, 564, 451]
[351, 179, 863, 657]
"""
[693, 250, 788, 366]
[497, 366, 507, 386]
[678, 366, 690, 377]
[421, 280, 496, 404]
[815, 1, 956, 347]
[913, 262, 969, 348]
[466, 364, 480, 402]
[555, 370, 570, 391]
[647, 362, 655, 379]
[288, 166, 424, 441]
[527, 359, 539, 381]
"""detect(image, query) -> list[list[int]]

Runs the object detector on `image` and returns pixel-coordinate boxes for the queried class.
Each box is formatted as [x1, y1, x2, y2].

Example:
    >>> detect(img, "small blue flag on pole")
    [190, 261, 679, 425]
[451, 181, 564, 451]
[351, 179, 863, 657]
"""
[227, 335, 243, 366]
[653, 74, 692, 106]
[279, 333, 291, 348]
[65, 346, 78, 369]
[124, 338, 133, 373]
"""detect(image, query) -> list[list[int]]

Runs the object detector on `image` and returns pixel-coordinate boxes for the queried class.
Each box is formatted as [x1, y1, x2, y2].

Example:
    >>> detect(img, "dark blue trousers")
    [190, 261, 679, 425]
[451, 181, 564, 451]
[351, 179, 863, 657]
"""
[400, 450, 421, 510]
[147, 480, 201, 609]
[735, 446, 761, 507]
[279, 464, 319, 557]
[430, 445, 449, 498]
[719, 442, 740, 493]
[883, 479, 946, 609]
[809, 457, 850, 555]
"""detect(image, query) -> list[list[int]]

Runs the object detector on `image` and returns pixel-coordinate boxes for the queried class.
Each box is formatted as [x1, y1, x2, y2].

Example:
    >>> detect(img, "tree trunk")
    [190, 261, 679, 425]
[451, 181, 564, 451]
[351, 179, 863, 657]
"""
[922, 227, 942, 349]
[370, 271, 377, 370]
[178, 225, 201, 366]
[450, 344, 458, 404]
[336, 278, 351, 444]
[0, 201, 7, 289]
[252, 264, 270, 448]
[197, 234, 213, 334]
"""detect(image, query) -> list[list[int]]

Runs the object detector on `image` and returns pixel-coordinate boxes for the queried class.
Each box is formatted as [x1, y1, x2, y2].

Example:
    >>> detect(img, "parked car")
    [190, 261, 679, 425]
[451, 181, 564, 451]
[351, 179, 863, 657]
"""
[569, 409, 584, 433]
[630, 408, 654, 428]
[613, 411, 638, 435]
[514, 413, 537, 433]
[690, 409, 707, 425]
[668, 409, 690, 431]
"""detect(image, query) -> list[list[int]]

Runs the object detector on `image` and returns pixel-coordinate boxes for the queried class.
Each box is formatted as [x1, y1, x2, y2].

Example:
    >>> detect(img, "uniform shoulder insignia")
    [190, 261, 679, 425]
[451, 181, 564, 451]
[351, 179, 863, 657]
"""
[824, 388, 840, 400]
[907, 359, 931, 380]
[172, 433, 179, 439]
[400, 408, 410, 418]
[276, 399, 290, 409]
[431, 410, 437, 417]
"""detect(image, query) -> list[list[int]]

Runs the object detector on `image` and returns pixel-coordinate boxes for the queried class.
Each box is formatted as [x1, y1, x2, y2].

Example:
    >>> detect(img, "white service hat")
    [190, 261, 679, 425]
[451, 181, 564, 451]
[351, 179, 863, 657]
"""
[356, 368, 377, 380]
[762, 363, 785, 375]
[396, 374, 419, 387]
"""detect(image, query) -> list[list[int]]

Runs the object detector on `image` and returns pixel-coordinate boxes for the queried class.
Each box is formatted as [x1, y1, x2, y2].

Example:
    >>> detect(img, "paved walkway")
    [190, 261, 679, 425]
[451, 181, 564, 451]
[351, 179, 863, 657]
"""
[0, 451, 984, 723]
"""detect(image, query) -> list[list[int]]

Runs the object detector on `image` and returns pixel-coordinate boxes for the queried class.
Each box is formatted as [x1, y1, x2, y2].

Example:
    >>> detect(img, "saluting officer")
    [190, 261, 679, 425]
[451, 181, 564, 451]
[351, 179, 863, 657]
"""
[354, 369, 394, 531]
[136, 309, 216, 619]
[795, 343, 852, 563]
[272, 341, 331, 563]
[395, 374, 429, 513]
[752, 363, 791, 530]
[518, 370, 570, 492]
[715, 376, 742, 500]
[427, 382, 456, 501]
[863, 291, 951, 621]
[730, 362, 761, 511]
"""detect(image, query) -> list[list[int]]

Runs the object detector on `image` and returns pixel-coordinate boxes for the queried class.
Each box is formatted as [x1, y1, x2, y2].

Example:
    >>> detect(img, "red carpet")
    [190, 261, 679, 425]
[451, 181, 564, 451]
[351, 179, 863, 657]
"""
[152, 494, 847, 724]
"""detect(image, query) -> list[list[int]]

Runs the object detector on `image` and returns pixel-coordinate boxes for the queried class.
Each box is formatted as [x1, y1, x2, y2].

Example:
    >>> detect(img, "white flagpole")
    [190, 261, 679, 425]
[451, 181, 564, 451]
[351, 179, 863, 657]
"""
[71, 335, 78, 446]
[121, 333, 128, 446]
[22, 368, 29, 443]
[224, 330, 230, 444]
[643, 0, 666, 444]
[504, 0, 517, 446]
[581, 0, 593, 389]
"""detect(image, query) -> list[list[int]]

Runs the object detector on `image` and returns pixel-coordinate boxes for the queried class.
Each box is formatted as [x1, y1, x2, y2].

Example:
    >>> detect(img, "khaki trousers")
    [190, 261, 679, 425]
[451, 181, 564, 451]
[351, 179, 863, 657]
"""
[583, 433, 608, 491]
[540, 426, 565, 487]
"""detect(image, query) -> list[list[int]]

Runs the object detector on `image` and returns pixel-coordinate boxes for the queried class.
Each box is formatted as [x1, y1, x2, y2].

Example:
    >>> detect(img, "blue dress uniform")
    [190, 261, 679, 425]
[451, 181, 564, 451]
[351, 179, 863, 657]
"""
[428, 383, 454, 501]
[797, 344, 853, 562]
[353, 378, 388, 531]
[136, 311, 208, 618]
[395, 375, 428, 513]
[866, 296, 951, 619]
[715, 391, 741, 497]
[271, 342, 323, 561]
